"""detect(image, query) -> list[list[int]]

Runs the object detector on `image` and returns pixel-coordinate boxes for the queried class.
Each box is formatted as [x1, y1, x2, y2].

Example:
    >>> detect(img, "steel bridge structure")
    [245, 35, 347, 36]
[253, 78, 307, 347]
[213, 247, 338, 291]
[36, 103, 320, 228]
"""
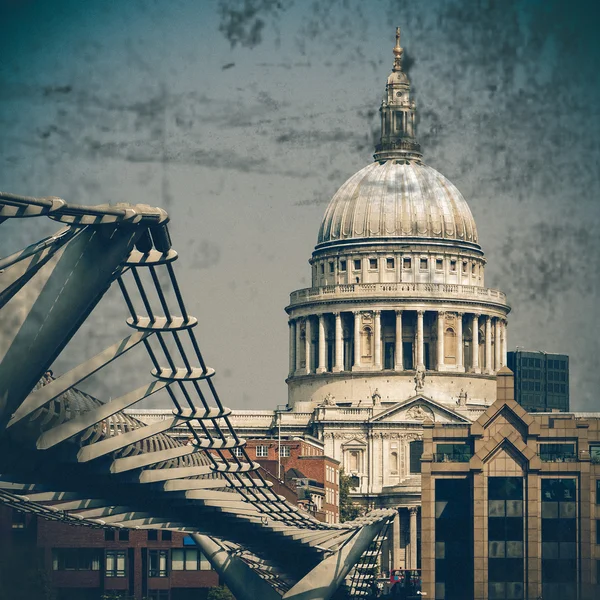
[0, 192, 393, 600]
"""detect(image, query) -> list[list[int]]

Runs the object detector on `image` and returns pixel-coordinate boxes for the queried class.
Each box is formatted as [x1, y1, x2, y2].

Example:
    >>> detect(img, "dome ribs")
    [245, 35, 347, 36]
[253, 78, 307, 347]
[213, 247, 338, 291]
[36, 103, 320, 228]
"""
[315, 162, 479, 249]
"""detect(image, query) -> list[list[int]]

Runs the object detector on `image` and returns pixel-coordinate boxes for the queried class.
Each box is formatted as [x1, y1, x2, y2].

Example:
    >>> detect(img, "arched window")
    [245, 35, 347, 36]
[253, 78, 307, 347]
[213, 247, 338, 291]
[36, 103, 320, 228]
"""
[362, 327, 373, 359]
[444, 327, 456, 365]
[478, 328, 485, 370]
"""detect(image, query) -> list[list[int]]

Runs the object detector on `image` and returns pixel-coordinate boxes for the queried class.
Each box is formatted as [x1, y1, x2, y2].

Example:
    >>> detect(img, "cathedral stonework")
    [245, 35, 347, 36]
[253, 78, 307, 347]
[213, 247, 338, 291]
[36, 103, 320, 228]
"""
[131, 28, 512, 572]
[279, 28, 510, 571]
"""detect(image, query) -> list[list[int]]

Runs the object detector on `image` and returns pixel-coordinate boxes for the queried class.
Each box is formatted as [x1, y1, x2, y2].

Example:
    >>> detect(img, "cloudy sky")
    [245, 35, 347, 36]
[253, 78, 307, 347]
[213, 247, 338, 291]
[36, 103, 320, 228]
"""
[1, 0, 600, 411]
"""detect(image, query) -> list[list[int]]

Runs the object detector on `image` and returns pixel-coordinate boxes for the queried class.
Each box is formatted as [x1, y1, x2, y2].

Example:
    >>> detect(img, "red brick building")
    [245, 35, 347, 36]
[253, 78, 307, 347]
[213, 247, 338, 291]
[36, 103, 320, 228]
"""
[0, 506, 218, 600]
[241, 437, 340, 523]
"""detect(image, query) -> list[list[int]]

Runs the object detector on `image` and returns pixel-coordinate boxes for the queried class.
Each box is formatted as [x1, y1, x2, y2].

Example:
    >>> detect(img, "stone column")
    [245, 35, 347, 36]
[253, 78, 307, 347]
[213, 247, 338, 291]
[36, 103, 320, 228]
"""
[456, 312, 464, 371]
[494, 318, 501, 372]
[295, 319, 302, 373]
[317, 314, 327, 374]
[374, 310, 382, 369]
[304, 317, 312, 375]
[289, 319, 296, 376]
[409, 506, 418, 569]
[472, 314, 480, 373]
[502, 319, 508, 366]
[485, 315, 493, 374]
[333, 312, 343, 373]
[353, 311, 362, 370]
[394, 310, 403, 371]
[391, 508, 401, 570]
[416, 310, 425, 369]
[436, 311, 445, 370]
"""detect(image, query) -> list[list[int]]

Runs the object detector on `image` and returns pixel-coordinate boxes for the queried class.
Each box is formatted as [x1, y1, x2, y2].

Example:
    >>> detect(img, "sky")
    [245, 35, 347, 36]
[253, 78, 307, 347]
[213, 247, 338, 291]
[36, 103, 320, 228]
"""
[1, 0, 600, 411]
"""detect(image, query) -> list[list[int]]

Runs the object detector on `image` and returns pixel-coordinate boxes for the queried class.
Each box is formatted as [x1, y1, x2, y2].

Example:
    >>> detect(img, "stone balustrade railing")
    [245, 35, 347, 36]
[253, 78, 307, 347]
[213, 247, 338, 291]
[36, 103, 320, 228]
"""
[289, 282, 508, 306]
[315, 406, 375, 420]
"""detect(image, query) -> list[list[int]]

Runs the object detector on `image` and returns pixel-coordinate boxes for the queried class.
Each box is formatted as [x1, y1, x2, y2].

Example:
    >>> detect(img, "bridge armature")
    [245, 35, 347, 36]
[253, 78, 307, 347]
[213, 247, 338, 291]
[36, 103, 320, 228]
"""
[0, 192, 394, 600]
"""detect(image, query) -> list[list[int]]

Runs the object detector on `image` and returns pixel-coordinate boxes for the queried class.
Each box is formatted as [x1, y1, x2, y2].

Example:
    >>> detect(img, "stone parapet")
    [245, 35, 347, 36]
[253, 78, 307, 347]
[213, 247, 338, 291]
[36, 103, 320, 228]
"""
[288, 282, 508, 308]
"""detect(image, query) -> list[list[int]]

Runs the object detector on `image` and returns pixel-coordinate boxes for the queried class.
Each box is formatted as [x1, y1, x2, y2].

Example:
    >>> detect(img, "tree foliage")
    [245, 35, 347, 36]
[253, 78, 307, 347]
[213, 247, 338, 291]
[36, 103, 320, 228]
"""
[339, 469, 362, 522]
[207, 585, 236, 600]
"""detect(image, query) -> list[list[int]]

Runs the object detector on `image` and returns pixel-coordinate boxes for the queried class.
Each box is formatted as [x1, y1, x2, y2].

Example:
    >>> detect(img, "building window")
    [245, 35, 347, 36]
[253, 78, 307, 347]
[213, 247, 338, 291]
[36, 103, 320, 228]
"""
[435, 443, 472, 463]
[233, 446, 244, 457]
[539, 443, 576, 462]
[118, 529, 129, 541]
[329, 262, 334, 273]
[320, 263, 324, 274]
[409, 440, 423, 474]
[436, 258, 443, 270]
[256, 445, 268, 458]
[106, 550, 126, 577]
[172, 548, 211, 571]
[541, 479, 577, 600]
[11, 511, 26, 530]
[462, 261, 467, 273]
[340, 260, 347, 272]
[488, 477, 524, 600]
[450, 259, 457, 272]
[353, 259, 361, 271]
[53, 549, 101, 572]
[369, 258, 378, 270]
[386, 257, 395, 269]
[148, 550, 169, 578]
[280, 445, 291, 457]
[419, 257, 428, 270]
[148, 591, 170, 600]
[472, 263, 476, 274]
[161, 530, 172, 541]
[104, 529, 115, 541]
[148, 530, 158, 541]
[403, 257, 411, 269]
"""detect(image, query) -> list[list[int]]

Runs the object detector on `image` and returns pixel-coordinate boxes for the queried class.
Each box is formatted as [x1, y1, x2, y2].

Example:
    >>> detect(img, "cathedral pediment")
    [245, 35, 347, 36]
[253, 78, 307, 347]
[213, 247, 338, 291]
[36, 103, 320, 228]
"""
[369, 395, 470, 425]
[340, 437, 367, 449]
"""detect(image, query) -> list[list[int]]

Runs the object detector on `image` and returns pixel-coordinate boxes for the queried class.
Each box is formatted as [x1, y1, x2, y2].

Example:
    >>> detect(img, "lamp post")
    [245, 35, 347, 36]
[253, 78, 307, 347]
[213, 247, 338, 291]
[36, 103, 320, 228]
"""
[276, 404, 287, 480]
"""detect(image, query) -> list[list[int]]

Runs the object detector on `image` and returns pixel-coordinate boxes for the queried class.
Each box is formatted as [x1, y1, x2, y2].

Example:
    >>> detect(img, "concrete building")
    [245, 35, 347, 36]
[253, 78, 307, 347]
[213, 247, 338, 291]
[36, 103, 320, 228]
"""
[131, 28, 512, 576]
[421, 367, 600, 600]
[507, 350, 569, 412]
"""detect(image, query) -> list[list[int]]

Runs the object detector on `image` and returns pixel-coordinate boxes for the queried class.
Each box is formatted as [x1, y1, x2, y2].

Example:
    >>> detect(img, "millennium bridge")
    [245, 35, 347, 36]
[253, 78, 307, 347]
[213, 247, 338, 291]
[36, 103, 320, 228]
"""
[0, 192, 393, 600]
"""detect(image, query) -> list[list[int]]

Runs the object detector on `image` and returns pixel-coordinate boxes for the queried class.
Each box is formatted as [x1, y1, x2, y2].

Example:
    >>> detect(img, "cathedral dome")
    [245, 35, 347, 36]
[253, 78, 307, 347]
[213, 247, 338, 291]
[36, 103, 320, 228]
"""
[317, 160, 479, 248]
[317, 27, 479, 251]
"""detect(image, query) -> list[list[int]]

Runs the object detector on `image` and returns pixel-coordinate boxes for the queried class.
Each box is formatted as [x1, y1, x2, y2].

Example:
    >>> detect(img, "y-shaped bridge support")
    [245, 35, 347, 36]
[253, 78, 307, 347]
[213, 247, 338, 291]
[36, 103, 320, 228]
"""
[194, 518, 387, 600]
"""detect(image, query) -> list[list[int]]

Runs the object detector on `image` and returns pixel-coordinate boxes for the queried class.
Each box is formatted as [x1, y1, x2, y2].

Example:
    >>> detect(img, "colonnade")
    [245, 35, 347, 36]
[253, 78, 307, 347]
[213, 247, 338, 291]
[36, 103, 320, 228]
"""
[289, 309, 508, 376]
[382, 506, 420, 574]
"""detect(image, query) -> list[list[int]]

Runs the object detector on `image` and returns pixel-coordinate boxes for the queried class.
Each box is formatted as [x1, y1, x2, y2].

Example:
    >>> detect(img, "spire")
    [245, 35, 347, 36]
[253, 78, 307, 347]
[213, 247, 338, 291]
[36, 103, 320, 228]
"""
[393, 27, 403, 72]
[373, 28, 422, 163]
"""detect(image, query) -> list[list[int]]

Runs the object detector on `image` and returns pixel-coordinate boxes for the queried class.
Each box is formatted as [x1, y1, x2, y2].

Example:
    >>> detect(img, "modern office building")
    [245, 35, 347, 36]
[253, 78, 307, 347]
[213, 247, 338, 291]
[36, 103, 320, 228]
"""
[421, 367, 599, 600]
[507, 350, 569, 412]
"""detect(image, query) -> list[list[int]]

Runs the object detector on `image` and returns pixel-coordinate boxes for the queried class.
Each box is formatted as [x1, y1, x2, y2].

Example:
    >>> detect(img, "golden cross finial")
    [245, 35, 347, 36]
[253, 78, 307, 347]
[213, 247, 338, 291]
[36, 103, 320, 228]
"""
[393, 27, 403, 71]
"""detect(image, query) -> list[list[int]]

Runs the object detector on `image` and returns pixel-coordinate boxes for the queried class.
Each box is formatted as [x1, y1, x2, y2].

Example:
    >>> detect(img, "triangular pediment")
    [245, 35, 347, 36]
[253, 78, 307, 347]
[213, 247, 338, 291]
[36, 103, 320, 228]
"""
[340, 437, 367, 449]
[369, 395, 470, 425]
